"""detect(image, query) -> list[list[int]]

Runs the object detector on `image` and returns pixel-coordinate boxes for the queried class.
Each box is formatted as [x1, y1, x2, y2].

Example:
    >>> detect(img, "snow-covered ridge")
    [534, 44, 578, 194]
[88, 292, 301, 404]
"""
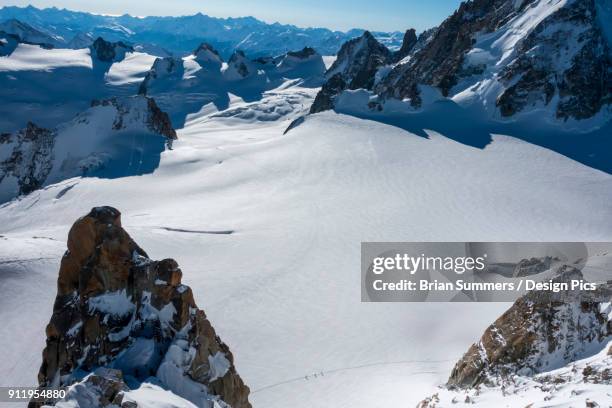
[0, 95, 175, 203]
[0, 18, 62, 47]
[0, 5, 404, 57]
[382, 0, 612, 121]
[311, 0, 611, 125]
[138, 43, 326, 126]
[0, 104, 611, 408]
[0, 36, 159, 133]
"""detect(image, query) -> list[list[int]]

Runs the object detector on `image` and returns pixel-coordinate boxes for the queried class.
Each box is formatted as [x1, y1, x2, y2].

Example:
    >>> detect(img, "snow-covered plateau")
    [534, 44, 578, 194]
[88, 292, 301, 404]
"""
[1, 82, 612, 407]
[0, 0, 611, 407]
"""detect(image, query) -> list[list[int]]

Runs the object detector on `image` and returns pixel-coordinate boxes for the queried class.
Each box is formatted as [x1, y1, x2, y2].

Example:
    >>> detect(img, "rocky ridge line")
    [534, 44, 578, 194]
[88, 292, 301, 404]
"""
[448, 267, 612, 388]
[417, 266, 612, 407]
[309, 0, 611, 121]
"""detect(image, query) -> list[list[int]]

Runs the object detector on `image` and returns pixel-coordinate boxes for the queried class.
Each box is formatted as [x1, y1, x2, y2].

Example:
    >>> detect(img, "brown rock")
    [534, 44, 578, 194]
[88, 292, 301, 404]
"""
[448, 267, 611, 388]
[32, 206, 251, 408]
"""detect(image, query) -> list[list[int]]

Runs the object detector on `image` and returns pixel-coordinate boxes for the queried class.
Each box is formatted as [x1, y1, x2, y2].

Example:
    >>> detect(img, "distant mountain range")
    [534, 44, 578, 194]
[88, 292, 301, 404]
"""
[0, 5, 405, 57]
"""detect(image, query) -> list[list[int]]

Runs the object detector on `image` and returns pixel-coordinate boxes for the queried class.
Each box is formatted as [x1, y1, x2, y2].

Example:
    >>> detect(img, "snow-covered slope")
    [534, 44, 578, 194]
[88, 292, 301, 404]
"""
[0, 95, 175, 202]
[0, 40, 158, 132]
[306, 0, 612, 173]
[375, 0, 612, 122]
[139, 44, 326, 127]
[420, 266, 612, 407]
[0, 18, 62, 47]
[421, 342, 612, 407]
[1, 84, 611, 407]
[313, 0, 611, 128]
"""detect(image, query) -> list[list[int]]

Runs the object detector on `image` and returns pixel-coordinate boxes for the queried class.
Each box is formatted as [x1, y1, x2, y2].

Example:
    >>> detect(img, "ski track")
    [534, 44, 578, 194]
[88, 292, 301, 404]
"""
[251, 359, 451, 394]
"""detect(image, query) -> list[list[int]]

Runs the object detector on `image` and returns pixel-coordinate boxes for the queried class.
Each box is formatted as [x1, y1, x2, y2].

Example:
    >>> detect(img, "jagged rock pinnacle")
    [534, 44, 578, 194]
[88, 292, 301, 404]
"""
[32, 206, 251, 408]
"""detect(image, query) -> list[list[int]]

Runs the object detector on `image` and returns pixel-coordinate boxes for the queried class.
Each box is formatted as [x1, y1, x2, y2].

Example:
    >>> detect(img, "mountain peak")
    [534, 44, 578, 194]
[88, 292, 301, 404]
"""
[0, 95, 176, 202]
[308, 0, 611, 124]
[394, 28, 417, 61]
[448, 267, 612, 388]
[310, 30, 391, 113]
[90, 37, 133, 62]
[0, 17, 58, 47]
[31, 206, 252, 407]
[224, 50, 254, 79]
[193, 42, 223, 65]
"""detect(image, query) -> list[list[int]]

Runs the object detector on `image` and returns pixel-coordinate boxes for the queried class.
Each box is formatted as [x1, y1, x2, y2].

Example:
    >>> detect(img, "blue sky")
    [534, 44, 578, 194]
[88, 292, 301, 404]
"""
[2, 0, 463, 32]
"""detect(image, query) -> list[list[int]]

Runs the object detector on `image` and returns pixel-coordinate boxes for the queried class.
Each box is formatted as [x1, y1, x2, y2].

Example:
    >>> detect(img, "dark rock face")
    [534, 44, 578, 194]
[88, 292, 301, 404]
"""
[326, 31, 391, 90]
[252, 55, 278, 66]
[393, 28, 417, 62]
[227, 50, 251, 77]
[497, 0, 611, 119]
[512, 256, 558, 277]
[138, 57, 182, 95]
[90, 37, 133, 62]
[0, 122, 54, 196]
[376, 0, 528, 106]
[193, 42, 221, 59]
[286, 46, 317, 59]
[310, 31, 391, 113]
[0, 30, 20, 56]
[448, 267, 612, 388]
[32, 207, 251, 408]
[146, 98, 177, 140]
[193, 42, 224, 68]
[310, 73, 347, 113]
[90, 96, 177, 139]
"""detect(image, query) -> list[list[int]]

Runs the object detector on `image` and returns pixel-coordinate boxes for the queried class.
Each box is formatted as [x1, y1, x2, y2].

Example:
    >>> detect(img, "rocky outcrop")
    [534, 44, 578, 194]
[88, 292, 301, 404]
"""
[310, 74, 348, 113]
[496, 0, 611, 119]
[0, 30, 20, 56]
[138, 56, 183, 95]
[326, 31, 391, 90]
[286, 46, 317, 59]
[0, 122, 55, 197]
[310, 31, 391, 113]
[32, 207, 251, 408]
[252, 55, 279, 68]
[145, 98, 177, 140]
[193, 42, 223, 67]
[90, 96, 177, 139]
[224, 50, 257, 80]
[376, 0, 526, 106]
[512, 256, 559, 277]
[90, 37, 133, 63]
[0, 96, 176, 203]
[393, 28, 417, 62]
[448, 267, 612, 388]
